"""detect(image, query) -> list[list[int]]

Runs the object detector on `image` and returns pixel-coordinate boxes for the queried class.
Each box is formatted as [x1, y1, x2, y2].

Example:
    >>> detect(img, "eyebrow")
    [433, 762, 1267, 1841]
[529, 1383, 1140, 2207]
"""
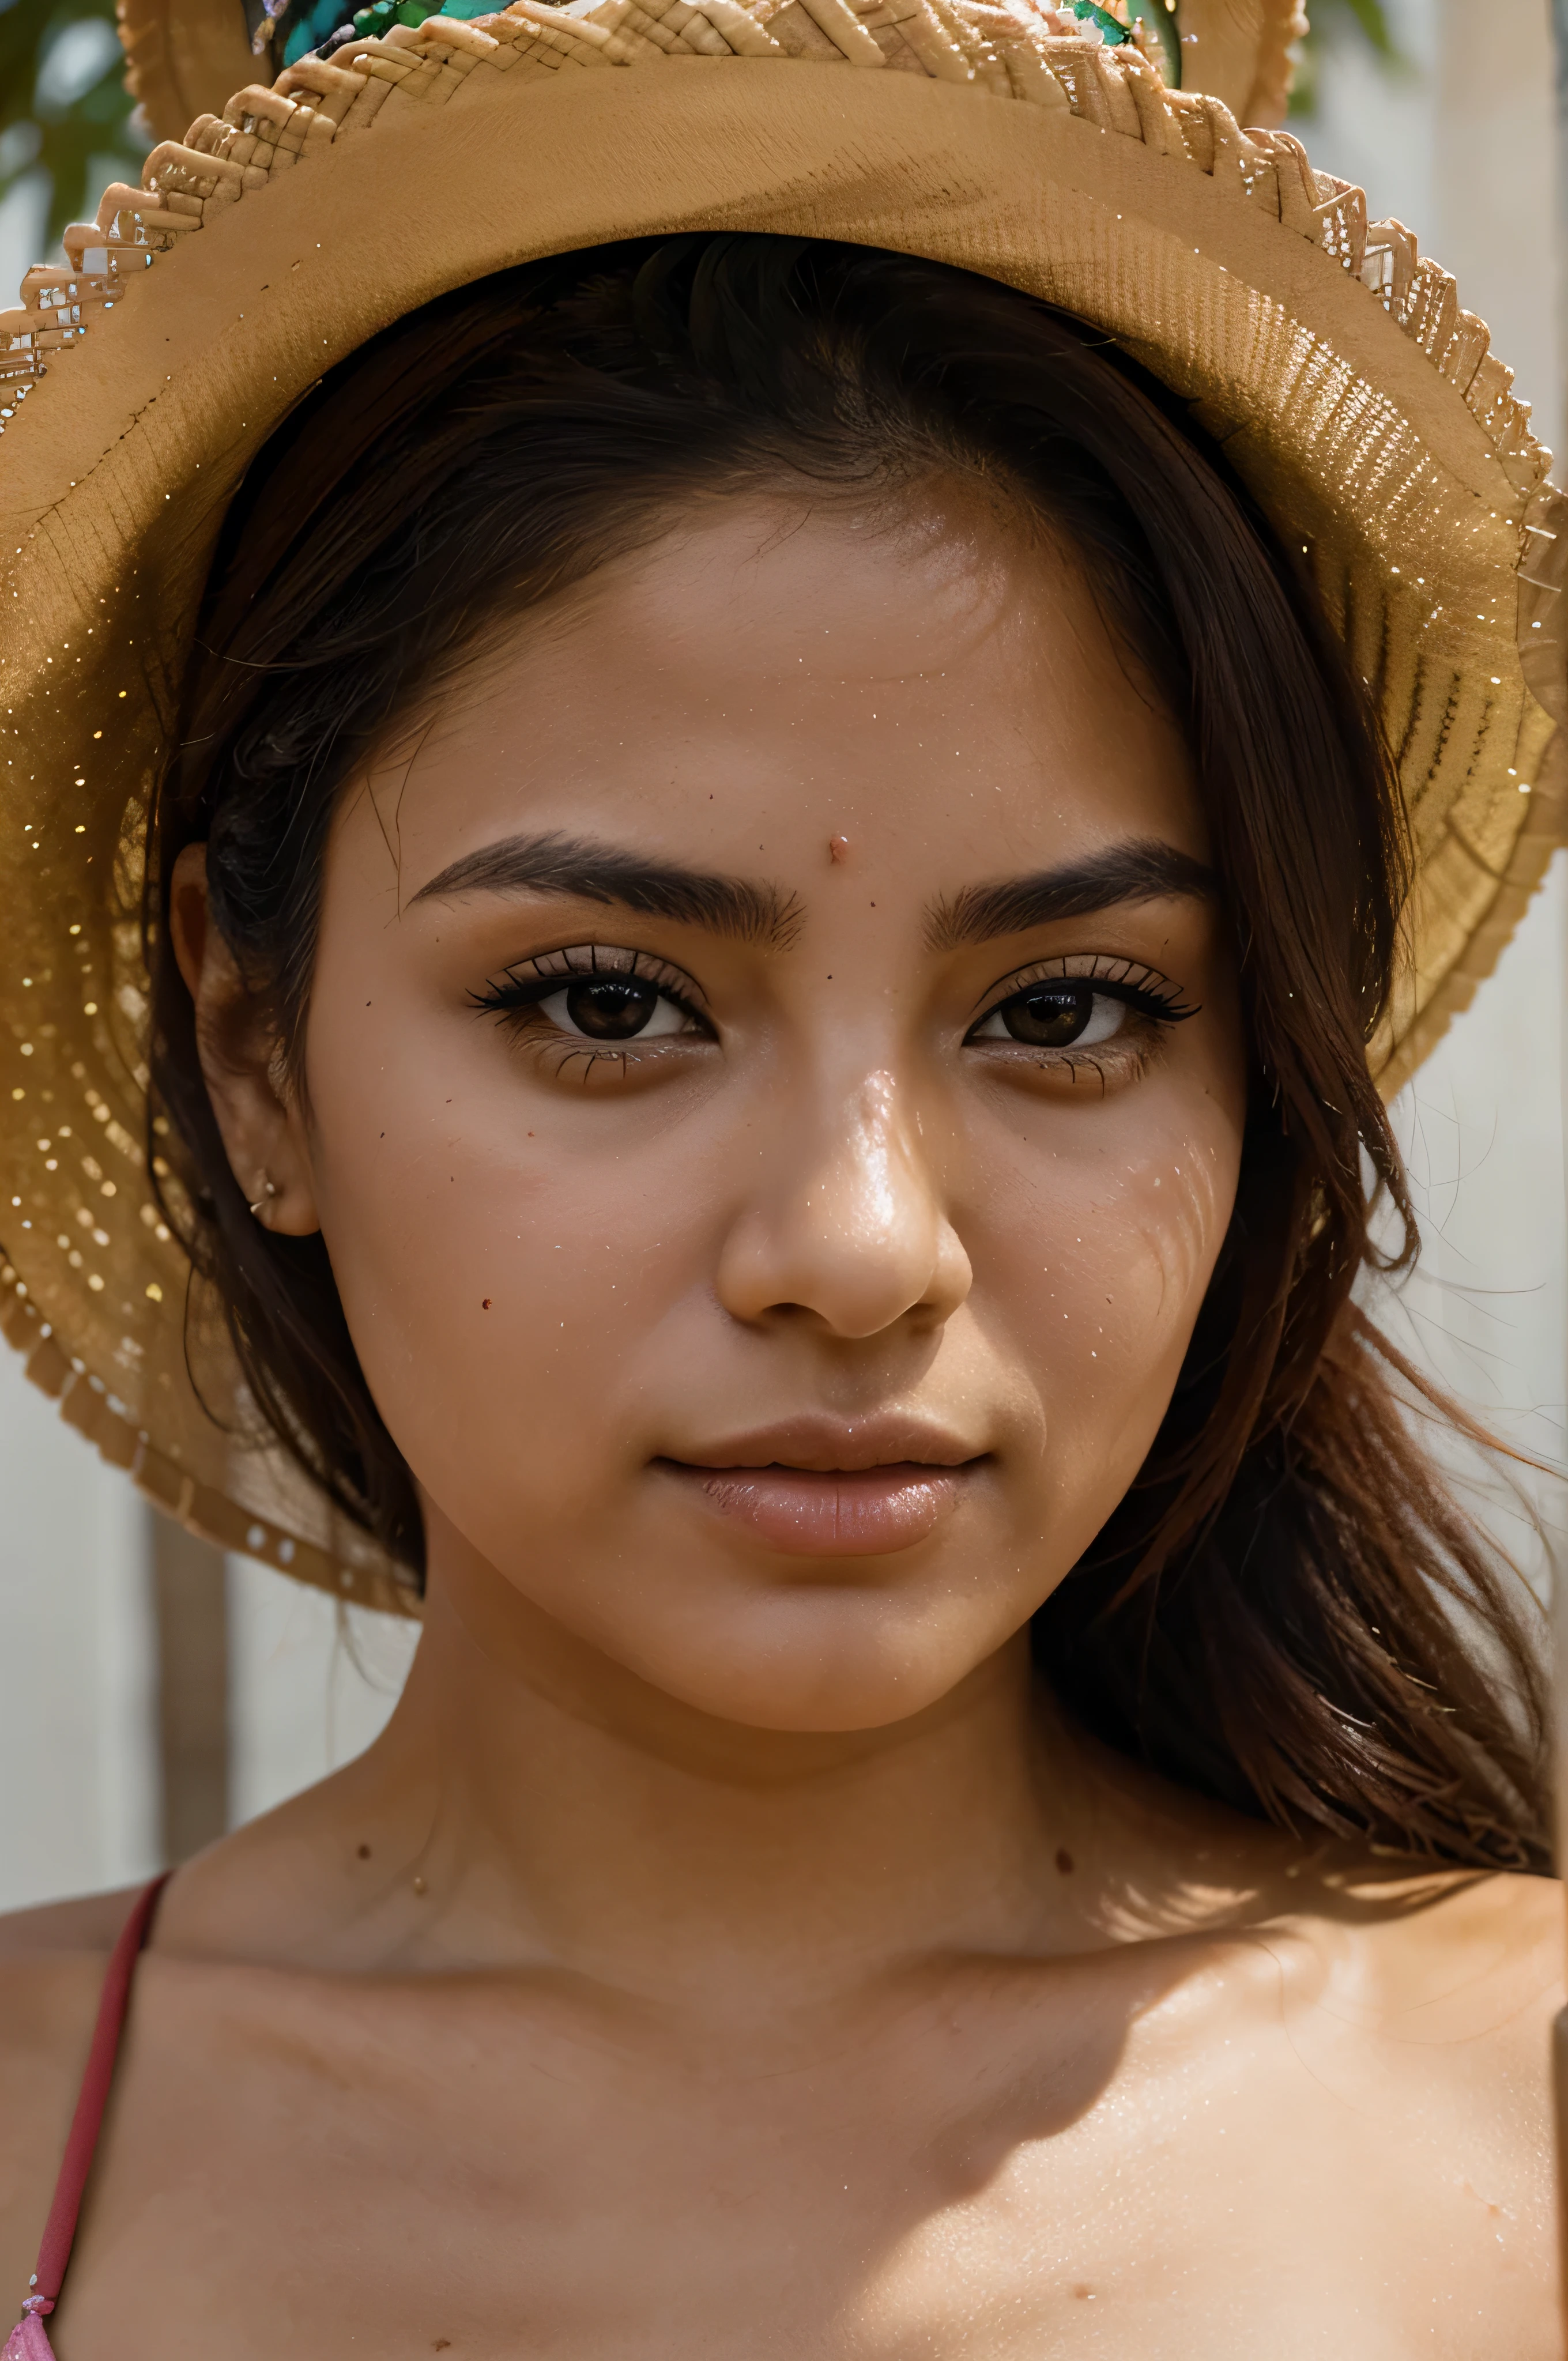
[410, 831, 800, 949]
[926, 840, 1219, 951]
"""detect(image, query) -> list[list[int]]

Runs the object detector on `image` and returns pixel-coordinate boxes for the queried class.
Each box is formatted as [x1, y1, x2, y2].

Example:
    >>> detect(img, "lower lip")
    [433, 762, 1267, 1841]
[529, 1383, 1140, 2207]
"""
[661, 1462, 966, 1557]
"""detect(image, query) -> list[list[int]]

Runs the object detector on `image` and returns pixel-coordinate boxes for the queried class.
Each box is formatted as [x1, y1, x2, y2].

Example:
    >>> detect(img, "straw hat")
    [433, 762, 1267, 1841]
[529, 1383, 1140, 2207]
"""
[115, 0, 1306, 142]
[0, 0, 1561, 1608]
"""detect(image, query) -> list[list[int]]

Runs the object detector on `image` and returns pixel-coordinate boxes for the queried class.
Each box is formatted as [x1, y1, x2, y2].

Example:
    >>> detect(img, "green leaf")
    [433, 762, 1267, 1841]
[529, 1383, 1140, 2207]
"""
[0, 0, 150, 257]
[1314, 0, 1399, 59]
[1125, 0, 1179, 83]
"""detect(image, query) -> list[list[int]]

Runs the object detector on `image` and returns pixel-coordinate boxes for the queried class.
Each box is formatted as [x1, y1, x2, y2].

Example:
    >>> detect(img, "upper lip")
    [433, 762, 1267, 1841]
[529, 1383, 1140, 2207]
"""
[661, 1415, 987, 1473]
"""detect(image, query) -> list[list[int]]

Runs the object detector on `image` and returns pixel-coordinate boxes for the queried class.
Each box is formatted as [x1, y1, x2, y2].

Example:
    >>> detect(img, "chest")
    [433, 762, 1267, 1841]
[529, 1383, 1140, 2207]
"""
[51, 1973, 1555, 2361]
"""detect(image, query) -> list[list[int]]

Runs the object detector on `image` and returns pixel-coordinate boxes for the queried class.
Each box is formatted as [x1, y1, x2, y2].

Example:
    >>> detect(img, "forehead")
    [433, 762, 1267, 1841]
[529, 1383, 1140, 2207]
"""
[351, 492, 1207, 896]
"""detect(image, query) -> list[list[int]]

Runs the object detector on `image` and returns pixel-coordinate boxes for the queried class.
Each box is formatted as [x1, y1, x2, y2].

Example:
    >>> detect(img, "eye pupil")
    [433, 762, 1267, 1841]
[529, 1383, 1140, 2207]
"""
[565, 979, 659, 1040]
[1001, 986, 1091, 1047]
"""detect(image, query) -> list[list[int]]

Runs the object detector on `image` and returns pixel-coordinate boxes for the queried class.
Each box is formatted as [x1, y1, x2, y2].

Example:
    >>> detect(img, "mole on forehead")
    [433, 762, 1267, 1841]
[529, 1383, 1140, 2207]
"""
[411, 830, 1216, 952]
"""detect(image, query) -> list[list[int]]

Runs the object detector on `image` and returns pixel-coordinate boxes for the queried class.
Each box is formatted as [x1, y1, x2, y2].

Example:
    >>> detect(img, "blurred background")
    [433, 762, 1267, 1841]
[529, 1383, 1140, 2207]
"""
[0, 0, 1562, 1909]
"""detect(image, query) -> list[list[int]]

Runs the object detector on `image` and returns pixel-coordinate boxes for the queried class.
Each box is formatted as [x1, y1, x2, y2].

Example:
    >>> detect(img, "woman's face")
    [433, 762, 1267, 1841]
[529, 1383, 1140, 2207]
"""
[225, 491, 1247, 1730]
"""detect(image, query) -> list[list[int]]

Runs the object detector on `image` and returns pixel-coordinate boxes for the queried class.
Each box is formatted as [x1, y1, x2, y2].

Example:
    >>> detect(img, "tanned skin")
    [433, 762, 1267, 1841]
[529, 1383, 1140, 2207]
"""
[0, 490, 1558, 2359]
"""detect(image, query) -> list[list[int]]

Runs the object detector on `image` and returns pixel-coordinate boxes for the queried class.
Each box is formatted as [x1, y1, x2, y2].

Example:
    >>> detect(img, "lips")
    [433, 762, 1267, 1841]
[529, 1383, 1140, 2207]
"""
[657, 1417, 984, 1557]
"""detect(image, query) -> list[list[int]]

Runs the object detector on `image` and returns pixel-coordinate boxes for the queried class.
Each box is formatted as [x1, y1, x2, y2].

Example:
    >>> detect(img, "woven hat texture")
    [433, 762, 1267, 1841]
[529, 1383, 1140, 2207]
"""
[115, 0, 1306, 142]
[0, 0, 1561, 1606]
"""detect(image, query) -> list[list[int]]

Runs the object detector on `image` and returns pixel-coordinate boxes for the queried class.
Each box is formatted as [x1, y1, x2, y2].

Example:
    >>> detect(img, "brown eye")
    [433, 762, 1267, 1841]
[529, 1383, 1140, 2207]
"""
[541, 978, 690, 1042]
[974, 983, 1127, 1049]
[999, 986, 1091, 1046]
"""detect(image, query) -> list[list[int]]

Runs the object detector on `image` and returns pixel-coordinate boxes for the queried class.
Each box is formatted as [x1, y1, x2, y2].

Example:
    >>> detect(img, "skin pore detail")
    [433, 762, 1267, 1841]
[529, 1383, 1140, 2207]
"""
[177, 486, 1246, 1740]
[20, 482, 1548, 2361]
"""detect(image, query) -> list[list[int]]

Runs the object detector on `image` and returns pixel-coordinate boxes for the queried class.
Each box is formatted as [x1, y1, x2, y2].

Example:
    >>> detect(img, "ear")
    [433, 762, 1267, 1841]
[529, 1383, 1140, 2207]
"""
[168, 843, 321, 1238]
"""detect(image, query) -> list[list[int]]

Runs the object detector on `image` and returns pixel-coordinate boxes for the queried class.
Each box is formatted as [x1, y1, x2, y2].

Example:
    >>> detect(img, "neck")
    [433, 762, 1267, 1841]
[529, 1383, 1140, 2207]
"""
[332, 1538, 1136, 2010]
[208, 1530, 1262, 2000]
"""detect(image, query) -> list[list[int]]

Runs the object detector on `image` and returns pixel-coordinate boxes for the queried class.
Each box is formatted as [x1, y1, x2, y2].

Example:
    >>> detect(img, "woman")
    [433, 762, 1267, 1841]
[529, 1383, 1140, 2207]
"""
[0, 1, 1561, 2351]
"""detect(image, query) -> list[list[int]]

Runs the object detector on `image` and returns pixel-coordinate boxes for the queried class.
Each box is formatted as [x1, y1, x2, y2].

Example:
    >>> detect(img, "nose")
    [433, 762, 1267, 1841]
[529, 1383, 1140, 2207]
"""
[716, 1069, 973, 1339]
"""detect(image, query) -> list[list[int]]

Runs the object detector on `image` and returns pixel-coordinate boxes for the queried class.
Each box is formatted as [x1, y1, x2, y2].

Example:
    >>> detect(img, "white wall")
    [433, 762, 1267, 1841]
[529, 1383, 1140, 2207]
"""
[1377, 863, 1567, 1602]
[0, 1344, 413, 1909]
[0, 1352, 159, 1912]
[227, 1555, 416, 1828]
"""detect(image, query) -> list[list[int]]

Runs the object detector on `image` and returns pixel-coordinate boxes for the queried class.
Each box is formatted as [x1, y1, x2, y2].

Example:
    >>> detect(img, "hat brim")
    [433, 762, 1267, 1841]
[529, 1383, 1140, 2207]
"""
[0, 33, 1561, 1606]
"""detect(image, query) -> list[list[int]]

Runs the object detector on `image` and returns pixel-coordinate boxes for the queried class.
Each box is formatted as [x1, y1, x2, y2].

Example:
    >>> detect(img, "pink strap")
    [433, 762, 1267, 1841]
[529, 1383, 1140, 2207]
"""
[21, 1876, 170, 2322]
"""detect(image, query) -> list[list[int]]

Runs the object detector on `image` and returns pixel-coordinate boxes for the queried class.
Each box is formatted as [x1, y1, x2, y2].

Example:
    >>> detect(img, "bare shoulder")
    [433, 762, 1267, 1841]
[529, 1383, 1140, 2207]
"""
[0, 1887, 146, 2307]
[0, 1885, 144, 1962]
[1326, 1862, 1564, 2032]
[1276, 1862, 1563, 2181]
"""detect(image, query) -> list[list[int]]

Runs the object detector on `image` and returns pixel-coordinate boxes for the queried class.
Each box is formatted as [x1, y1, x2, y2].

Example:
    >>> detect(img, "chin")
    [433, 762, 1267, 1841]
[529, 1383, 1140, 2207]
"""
[617, 1586, 1022, 1735]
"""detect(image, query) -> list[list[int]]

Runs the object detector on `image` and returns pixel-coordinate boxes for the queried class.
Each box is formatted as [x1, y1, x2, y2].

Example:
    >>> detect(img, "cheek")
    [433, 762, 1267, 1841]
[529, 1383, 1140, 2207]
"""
[979, 1103, 1241, 1545]
[301, 1011, 704, 1526]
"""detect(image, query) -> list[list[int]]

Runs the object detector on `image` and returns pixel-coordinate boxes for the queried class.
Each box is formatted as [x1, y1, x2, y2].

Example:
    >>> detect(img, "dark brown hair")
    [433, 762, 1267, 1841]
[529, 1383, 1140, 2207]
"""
[149, 233, 1549, 1872]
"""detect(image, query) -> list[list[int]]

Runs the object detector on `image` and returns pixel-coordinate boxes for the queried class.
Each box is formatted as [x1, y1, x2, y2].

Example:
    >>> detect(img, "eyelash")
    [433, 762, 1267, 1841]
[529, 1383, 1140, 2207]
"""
[469, 946, 1197, 1079]
[963, 955, 1198, 1083]
[470, 946, 711, 1062]
[968, 955, 1198, 1035]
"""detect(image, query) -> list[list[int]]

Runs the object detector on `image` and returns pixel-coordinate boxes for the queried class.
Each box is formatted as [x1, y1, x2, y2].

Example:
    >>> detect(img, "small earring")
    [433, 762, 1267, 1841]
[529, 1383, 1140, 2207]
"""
[247, 1172, 280, 1219]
